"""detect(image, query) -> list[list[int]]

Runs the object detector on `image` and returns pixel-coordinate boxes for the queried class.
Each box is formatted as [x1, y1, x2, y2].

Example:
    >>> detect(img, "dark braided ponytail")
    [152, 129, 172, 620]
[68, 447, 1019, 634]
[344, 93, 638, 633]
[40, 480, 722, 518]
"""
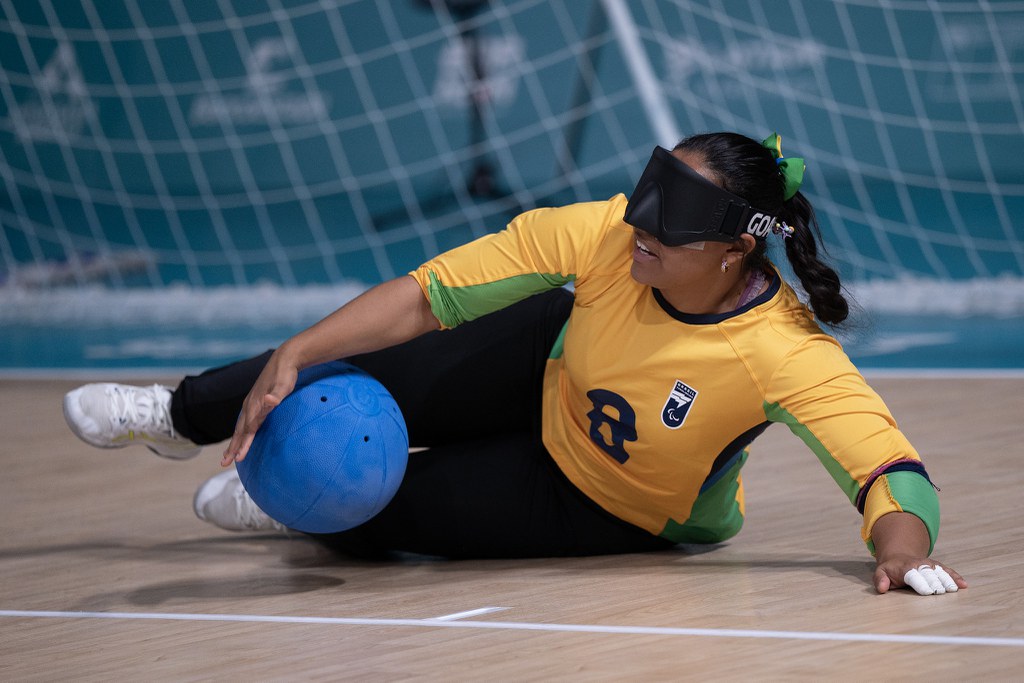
[777, 192, 848, 325]
[673, 132, 849, 325]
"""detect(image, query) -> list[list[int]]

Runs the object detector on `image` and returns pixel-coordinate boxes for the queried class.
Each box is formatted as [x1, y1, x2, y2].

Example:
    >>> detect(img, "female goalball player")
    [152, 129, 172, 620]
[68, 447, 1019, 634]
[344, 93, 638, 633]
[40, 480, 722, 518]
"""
[64, 132, 966, 596]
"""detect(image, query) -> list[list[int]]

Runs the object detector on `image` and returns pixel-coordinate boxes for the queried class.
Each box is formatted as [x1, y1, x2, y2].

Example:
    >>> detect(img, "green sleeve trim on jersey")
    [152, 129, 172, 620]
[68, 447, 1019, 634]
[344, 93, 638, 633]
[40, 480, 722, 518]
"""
[425, 270, 575, 328]
[659, 451, 747, 544]
[884, 471, 940, 555]
[763, 401, 859, 505]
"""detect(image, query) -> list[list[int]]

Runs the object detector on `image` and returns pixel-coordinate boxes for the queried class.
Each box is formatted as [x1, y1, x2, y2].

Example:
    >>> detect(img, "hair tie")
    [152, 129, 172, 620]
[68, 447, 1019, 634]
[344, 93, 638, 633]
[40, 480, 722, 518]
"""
[762, 133, 805, 201]
[773, 220, 795, 239]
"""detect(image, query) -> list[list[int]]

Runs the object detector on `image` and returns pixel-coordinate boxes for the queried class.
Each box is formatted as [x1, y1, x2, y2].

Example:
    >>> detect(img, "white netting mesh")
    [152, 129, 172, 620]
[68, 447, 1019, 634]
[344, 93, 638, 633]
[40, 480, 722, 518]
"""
[1, 0, 1022, 320]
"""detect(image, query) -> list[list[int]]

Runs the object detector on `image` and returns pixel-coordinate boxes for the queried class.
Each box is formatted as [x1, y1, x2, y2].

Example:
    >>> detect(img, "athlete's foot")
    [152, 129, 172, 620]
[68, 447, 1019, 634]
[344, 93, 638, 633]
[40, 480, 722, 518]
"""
[63, 383, 202, 460]
[193, 469, 287, 533]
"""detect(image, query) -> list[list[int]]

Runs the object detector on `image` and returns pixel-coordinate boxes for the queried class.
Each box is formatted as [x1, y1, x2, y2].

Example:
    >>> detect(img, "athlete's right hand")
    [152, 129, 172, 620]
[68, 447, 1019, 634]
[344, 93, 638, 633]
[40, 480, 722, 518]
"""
[222, 349, 299, 466]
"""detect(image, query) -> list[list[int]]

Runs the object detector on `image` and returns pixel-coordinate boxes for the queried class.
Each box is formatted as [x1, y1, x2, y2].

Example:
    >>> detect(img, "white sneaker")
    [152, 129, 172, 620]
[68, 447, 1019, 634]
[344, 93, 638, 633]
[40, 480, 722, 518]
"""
[63, 383, 202, 460]
[193, 469, 287, 533]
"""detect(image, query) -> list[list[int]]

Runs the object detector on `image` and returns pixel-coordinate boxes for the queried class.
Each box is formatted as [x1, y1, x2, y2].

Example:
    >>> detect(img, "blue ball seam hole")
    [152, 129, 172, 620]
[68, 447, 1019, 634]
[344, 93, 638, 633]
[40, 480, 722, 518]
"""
[320, 396, 327, 402]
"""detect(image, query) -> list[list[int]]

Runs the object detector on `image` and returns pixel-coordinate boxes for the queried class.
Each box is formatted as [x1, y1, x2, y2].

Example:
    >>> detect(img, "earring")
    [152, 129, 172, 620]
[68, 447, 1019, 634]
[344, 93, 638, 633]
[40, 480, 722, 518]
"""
[721, 258, 730, 273]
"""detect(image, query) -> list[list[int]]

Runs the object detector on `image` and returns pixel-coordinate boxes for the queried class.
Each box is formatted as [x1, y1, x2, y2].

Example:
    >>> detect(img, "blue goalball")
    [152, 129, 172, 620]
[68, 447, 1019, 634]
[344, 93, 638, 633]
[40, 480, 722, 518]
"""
[235, 361, 409, 534]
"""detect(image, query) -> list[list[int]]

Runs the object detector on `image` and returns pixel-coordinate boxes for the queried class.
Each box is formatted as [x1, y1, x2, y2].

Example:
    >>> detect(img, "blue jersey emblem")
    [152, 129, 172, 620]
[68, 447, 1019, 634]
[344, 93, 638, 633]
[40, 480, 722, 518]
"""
[662, 380, 697, 429]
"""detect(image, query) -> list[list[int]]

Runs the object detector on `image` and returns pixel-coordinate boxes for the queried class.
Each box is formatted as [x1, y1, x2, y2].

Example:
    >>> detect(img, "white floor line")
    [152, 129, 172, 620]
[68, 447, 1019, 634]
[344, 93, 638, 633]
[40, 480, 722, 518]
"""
[431, 607, 507, 621]
[2, 609, 1022, 648]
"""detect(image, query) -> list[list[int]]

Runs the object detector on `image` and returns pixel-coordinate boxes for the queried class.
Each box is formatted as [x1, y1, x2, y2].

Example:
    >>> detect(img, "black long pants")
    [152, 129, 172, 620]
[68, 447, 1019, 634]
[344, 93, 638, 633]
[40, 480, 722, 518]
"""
[171, 289, 674, 559]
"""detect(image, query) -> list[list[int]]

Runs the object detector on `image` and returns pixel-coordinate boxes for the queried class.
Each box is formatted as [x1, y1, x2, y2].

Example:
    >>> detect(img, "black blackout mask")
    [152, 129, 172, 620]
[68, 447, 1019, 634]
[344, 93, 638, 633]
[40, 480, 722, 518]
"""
[624, 147, 778, 247]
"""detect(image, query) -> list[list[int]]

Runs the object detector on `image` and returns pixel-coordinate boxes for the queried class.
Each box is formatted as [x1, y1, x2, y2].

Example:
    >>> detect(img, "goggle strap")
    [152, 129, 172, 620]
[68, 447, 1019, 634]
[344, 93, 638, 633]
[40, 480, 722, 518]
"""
[720, 201, 750, 241]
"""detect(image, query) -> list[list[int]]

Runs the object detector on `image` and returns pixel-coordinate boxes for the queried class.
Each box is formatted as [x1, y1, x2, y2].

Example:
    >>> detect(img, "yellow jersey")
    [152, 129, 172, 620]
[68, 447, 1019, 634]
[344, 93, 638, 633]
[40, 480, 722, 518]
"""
[409, 195, 938, 552]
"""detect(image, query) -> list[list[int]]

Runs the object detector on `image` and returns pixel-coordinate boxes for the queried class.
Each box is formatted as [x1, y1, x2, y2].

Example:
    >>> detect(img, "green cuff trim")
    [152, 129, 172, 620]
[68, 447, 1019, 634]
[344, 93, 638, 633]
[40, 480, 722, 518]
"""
[884, 471, 940, 555]
[425, 271, 574, 328]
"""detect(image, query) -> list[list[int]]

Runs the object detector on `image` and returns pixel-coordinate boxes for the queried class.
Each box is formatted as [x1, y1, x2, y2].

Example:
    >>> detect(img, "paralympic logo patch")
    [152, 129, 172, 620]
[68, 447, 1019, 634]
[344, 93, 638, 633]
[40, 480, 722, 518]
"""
[662, 380, 698, 429]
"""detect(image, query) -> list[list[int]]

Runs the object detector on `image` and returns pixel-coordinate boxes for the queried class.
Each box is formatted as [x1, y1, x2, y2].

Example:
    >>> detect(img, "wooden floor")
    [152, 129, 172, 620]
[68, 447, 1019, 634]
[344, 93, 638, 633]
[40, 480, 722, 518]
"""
[1, 376, 1023, 680]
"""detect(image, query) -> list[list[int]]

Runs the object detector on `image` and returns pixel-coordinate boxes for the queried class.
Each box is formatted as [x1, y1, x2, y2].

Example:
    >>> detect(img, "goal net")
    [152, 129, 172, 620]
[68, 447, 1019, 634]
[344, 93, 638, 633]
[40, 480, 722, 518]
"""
[1, 0, 1022, 323]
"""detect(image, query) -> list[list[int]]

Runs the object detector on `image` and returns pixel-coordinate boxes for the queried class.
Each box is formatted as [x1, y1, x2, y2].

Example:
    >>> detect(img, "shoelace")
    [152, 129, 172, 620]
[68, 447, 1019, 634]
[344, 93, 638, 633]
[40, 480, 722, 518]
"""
[107, 384, 175, 437]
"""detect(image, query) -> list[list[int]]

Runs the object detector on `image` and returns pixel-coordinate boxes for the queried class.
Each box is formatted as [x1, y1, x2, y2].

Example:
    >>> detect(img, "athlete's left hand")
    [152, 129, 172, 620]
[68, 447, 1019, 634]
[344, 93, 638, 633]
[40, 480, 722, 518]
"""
[874, 556, 967, 595]
[871, 512, 967, 595]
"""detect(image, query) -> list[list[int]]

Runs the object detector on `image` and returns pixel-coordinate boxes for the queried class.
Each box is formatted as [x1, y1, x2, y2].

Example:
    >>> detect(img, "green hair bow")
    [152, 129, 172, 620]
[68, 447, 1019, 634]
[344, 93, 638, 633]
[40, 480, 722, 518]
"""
[762, 132, 805, 201]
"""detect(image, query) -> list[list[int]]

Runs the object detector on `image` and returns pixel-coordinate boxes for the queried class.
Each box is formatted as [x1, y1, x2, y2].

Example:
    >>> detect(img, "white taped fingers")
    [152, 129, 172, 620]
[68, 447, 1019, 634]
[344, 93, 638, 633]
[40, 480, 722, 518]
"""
[932, 566, 960, 593]
[903, 564, 959, 595]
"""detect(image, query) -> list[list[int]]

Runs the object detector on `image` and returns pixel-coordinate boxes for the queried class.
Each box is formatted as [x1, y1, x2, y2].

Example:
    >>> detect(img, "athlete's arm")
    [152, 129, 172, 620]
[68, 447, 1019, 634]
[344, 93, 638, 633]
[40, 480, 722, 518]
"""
[761, 338, 969, 594]
[222, 275, 439, 465]
[872, 511, 967, 595]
